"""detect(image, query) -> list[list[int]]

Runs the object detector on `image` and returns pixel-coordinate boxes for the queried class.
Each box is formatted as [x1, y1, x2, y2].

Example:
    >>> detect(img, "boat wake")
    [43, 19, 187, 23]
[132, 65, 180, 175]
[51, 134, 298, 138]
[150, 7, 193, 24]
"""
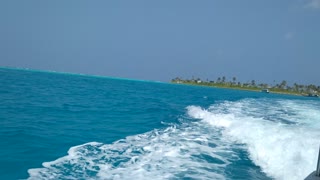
[28, 99, 320, 180]
[187, 99, 320, 180]
[28, 123, 233, 180]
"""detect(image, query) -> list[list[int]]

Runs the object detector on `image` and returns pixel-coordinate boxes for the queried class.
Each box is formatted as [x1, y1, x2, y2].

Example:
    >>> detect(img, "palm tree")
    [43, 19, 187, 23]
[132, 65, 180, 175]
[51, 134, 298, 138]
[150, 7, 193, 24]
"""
[232, 77, 236, 85]
[280, 80, 287, 89]
[298, 85, 305, 93]
[293, 83, 299, 92]
[251, 80, 256, 87]
[217, 77, 221, 83]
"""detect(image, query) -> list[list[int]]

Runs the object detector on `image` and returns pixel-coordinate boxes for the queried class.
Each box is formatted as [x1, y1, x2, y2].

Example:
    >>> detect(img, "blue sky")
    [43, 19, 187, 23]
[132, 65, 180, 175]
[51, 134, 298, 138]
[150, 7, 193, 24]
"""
[1, 0, 319, 84]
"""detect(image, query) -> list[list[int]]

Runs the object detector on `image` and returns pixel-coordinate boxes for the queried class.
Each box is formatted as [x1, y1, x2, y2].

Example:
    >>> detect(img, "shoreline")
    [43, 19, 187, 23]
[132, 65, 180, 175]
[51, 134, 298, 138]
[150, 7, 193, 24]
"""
[171, 82, 305, 97]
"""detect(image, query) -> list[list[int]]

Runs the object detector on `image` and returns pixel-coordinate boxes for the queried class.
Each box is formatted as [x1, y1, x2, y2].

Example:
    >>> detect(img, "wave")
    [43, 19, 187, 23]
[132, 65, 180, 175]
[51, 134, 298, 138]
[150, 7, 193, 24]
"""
[187, 99, 320, 180]
[28, 122, 234, 179]
[27, 98, 320, 180]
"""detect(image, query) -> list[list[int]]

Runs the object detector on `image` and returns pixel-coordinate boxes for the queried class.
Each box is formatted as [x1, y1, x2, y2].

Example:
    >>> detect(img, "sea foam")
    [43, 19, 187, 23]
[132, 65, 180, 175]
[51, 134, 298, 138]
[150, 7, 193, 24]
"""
[27, 98, 320, 180]
[28, 121, 233, 179]
[187, 99, 320, 180]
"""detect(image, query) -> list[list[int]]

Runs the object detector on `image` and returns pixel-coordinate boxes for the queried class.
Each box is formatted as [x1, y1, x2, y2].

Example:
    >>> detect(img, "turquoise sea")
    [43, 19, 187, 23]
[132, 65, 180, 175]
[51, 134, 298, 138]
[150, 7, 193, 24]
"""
[1, 68, 319, 180]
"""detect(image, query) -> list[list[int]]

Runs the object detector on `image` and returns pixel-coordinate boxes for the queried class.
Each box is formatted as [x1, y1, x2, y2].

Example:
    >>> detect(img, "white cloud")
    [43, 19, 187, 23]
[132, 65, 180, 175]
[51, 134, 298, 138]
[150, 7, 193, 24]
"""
[284, 32, 294, 40]
[305, 0, 320, 9]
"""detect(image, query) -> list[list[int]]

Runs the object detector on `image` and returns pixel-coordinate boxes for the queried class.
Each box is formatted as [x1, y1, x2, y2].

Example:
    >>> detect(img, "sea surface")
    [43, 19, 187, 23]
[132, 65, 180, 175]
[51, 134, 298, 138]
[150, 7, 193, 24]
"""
[1, 68, 320, 180]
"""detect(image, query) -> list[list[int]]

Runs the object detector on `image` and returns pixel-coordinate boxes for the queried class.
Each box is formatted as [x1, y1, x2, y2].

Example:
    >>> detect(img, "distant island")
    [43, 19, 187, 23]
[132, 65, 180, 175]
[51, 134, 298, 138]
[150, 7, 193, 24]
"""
[171, 76, 319, 97]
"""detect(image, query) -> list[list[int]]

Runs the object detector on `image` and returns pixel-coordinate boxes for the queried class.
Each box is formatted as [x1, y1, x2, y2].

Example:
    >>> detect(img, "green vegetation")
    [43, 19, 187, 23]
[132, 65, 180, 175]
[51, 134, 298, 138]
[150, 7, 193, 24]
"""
[171, 77, 320, 97]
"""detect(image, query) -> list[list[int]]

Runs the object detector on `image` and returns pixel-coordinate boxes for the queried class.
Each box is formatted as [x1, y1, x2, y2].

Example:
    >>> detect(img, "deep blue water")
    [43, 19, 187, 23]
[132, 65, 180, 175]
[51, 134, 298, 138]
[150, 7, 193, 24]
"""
[1, 68, 319, 180]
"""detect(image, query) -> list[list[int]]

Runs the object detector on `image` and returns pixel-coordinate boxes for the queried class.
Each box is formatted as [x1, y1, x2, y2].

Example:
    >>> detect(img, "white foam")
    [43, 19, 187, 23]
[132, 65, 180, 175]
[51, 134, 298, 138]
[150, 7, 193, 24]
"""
[27, 98, 320, 180]
[187, 99, 320, 180]
[278, 100, 320, 126]
[28, 125, 233, 180]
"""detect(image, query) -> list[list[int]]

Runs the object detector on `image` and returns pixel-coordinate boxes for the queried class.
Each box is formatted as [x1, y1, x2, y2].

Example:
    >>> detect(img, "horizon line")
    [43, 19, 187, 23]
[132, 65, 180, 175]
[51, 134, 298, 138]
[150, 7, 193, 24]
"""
[0, 66, 167, 84]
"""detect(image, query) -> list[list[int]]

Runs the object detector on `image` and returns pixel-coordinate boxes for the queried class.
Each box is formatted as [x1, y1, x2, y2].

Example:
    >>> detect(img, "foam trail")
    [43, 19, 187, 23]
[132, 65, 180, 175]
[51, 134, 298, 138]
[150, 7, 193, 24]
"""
[27, 98, 320, 180]
[187, 99, 320, 180]
[28, 124, 234, 180]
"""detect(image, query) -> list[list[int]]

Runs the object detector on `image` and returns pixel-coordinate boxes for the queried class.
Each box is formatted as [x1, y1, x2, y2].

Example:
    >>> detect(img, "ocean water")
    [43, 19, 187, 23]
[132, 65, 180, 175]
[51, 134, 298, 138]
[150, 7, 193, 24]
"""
[1, 68, 320, 180]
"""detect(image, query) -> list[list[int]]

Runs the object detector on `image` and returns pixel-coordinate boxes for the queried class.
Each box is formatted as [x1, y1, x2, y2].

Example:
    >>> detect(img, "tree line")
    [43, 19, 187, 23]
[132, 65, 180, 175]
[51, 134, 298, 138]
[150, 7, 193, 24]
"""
[171, 76, 320, 95]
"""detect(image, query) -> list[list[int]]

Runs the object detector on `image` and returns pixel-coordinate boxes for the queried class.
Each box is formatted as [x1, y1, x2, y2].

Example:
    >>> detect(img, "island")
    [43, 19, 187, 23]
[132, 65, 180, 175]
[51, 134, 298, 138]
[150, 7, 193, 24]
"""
[171, 76, 320, 97]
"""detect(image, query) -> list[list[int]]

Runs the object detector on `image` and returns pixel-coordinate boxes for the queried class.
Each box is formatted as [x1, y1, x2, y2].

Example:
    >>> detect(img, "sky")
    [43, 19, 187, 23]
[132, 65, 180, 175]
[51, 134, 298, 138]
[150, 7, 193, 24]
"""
[0, 0, 320, 85]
